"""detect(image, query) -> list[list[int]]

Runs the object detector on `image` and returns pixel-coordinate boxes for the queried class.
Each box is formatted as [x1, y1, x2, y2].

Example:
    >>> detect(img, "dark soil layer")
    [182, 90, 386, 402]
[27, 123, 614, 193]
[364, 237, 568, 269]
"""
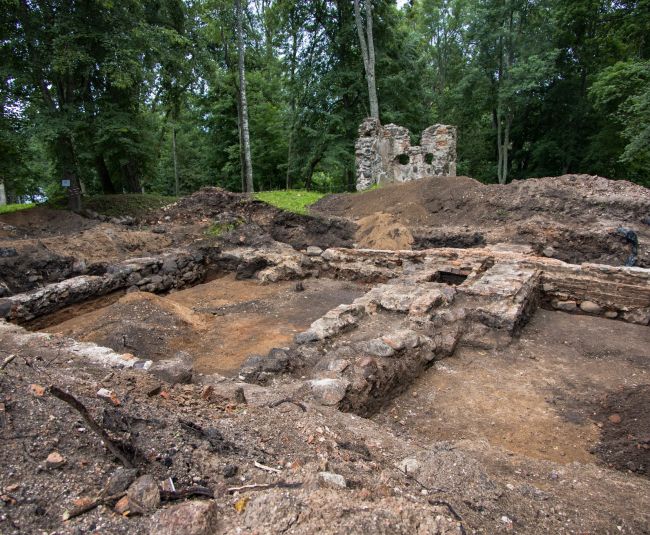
[312, 174, 650, 266]
[591, 384, 650, 475]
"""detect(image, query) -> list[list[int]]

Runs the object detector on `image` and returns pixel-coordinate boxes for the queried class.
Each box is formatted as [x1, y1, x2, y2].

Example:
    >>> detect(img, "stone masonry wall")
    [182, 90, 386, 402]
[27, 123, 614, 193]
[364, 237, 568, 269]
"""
[355, 118, 457, 191]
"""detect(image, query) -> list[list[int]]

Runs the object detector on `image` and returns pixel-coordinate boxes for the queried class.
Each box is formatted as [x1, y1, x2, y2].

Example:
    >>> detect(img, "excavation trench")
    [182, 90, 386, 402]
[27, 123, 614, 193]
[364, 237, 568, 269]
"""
[32, 273, 368, 376]
[373, 308, 650, 476]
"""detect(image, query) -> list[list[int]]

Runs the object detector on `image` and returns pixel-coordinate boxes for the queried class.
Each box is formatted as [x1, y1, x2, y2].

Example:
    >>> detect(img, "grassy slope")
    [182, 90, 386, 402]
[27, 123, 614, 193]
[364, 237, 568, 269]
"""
[0, 203, 35, 215]
[254, 190, 325, 215]
[83, 194, 178, 218]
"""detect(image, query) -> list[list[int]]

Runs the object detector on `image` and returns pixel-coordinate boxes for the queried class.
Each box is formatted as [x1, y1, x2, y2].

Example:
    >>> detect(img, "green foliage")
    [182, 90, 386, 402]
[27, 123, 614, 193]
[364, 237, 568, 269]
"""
[206, 219, 244, 236]
[1, 0, 648, 207]
[0, 203, 35, 215]
[254, 190, 325, 214]
[83, 194, 178, 218]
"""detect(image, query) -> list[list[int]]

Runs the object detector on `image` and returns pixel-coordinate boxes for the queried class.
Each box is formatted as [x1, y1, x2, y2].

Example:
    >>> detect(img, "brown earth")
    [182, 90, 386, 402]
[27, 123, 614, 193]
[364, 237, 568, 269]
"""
[1, 179, 650, 534]
[0, 189, 356, 295]
[374, 309, 650, 474]
[0, 206, 100, 238]
[312, 175, 650, 266]
[2, 306, 650, 534]
[40, 274, 368, 375]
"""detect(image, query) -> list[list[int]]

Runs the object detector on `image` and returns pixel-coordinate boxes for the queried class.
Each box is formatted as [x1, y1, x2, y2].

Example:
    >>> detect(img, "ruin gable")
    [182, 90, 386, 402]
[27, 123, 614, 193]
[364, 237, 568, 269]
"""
[355, 117, 457, 191]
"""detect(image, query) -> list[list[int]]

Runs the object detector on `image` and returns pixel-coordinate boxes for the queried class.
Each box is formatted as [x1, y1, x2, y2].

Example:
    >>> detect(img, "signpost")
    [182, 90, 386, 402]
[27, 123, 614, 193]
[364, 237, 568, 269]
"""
[62, 178, 81, 211]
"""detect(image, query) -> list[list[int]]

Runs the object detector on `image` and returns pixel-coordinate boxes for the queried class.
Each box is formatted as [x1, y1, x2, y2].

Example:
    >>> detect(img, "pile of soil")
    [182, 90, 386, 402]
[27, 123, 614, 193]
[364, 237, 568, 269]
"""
[0, 207, 100, 239]
[312, 175, 650, 266]
[149, 187, 356, 251]
[0, 224, 172, 294]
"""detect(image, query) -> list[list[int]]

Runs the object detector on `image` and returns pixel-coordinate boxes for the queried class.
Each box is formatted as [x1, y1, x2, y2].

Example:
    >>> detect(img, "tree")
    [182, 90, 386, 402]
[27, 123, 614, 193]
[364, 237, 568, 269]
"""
[235, 0, 254, 193]
[354, 0, 379, 119]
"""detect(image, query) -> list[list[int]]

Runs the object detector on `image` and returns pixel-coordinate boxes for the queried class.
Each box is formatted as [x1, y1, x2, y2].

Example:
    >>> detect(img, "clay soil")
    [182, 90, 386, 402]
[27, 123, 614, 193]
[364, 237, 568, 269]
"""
[312, 175, 650, 266]
[39, 275, 368, 375]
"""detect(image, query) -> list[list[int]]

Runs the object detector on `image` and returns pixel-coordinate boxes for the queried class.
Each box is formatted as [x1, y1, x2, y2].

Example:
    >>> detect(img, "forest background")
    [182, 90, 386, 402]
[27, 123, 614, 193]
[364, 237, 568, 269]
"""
[1, 0, 649, 204]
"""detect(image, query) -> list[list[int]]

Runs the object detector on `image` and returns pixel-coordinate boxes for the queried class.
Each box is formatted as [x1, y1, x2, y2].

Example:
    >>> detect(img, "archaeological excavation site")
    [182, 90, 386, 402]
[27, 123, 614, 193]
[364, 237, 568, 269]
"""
[1, 172, 649, 534]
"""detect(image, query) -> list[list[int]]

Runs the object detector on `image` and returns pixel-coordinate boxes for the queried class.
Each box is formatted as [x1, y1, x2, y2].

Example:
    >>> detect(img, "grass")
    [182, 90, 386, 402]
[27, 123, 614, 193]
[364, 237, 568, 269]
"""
[0, 203, 35, 215]
[254, 190, 326, 215]
[206, 219, 243, 237]
[83, 194, 178, 218]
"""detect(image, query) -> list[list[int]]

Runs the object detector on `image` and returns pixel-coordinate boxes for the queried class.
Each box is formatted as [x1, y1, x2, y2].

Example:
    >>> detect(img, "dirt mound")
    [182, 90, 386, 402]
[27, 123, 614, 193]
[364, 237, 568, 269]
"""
[0, 225, 172, 294]
[0, 206, 99, 238]
[313, 174, 650, 227]
[355, 213, 413, 249]
[312, 175, 650, 265]
[149, 187, 356, 250]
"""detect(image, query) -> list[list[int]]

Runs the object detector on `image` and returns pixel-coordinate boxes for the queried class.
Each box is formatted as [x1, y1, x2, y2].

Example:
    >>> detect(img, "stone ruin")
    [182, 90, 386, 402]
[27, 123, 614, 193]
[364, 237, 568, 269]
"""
[355, 117, 457, 191]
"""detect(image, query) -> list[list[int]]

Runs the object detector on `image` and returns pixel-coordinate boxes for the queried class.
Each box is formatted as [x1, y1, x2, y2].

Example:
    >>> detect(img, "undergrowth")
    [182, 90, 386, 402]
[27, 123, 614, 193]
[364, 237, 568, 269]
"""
[0, 203, 35, 215]
[254, 190, 325, 215]
[206, 220, 243, 237]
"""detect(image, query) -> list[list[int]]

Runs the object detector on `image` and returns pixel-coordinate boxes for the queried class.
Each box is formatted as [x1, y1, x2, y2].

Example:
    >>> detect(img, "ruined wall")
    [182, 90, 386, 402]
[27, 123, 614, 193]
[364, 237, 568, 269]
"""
[355, 118, 457, 191]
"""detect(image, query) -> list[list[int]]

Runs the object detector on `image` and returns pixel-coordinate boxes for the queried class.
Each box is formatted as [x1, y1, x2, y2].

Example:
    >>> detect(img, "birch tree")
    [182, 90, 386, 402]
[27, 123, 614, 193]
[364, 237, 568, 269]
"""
[354, 0, 379, 120]
[235, 0, 254, 193]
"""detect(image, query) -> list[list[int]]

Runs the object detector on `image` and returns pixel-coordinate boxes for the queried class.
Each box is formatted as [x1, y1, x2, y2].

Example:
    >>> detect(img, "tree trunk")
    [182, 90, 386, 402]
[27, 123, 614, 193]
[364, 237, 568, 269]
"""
[0, 181, 6, 206]
[235, 96, 246, 192]
[236, 0, 254, 193]
[495, 107, 503, 184]
[502, 112, 512, 184]
[285, 131, 293, 190]
[121, 161, 141, 193]
[95, 155, 116, 194]
[56, 134, 82, 210]
[354, 0, 379, 120]
[172, 126, 180, 196]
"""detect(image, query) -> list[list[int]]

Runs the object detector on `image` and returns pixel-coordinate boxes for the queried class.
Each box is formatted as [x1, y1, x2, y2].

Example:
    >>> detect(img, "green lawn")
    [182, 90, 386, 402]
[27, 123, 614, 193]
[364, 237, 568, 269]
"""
[0, 203, 35, 215]
[83, 194, 178, 218]
[254, 190, 325, 215]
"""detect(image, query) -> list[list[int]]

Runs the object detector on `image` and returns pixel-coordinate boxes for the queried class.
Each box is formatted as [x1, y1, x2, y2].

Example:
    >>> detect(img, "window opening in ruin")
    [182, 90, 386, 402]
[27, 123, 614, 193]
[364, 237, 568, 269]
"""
[425, 153, 434, 165]
[396, 154, 410, 165]
[429, 271, 468, 285]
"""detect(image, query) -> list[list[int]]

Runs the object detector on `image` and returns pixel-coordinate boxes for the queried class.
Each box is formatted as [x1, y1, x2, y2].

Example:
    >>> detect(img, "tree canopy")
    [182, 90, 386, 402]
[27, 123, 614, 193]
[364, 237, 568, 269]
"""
[1, 0, 648, 204]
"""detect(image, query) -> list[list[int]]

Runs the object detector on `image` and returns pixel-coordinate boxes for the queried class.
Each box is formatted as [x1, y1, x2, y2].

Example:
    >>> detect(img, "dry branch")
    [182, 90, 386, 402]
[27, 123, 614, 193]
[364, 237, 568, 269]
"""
[49, 386, 134, 469]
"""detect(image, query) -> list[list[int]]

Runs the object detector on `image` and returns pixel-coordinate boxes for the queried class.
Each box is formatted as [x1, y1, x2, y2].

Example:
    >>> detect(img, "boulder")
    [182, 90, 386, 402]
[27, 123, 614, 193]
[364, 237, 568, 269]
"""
[308, 378, 349, 406]
[105, 468, 138, 495]
[580, 301, 602, 314]
[553, 300, 577, 312]
[127, 474, 160, 514]
[356, 338, 395, 358]
[318, 471, 347, 489]
[150, 352, 193, 384]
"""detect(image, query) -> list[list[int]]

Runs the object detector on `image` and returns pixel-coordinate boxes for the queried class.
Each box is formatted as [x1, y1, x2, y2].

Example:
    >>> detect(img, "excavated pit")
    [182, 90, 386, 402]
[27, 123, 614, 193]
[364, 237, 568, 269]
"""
[31, 274, 368, 376]
[373, 308, 650, 475]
